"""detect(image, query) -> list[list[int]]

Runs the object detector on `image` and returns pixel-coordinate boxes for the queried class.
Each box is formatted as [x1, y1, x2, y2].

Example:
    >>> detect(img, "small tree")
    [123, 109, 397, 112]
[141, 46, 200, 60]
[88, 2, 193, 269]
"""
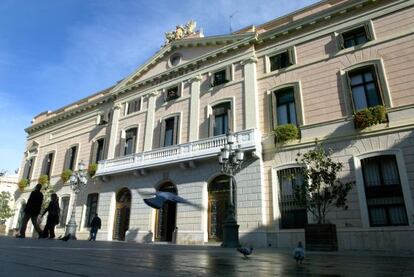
[0, 192, 14, 224]
[295, 145, 354, 224]
[41, 183, 54, 214]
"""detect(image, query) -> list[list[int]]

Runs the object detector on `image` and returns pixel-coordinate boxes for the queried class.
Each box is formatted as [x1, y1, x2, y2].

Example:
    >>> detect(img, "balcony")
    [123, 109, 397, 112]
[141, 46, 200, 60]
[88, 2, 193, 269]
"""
[96, 129, 261, 176]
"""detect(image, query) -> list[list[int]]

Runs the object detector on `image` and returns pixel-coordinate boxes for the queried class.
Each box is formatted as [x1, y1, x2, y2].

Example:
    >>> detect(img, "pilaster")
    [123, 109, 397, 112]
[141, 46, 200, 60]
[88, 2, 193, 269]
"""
[106, 104, 121, 159]
[241, 56, 259, 129]
[189, 75, 202, 142]
[144, 91, 158, 151]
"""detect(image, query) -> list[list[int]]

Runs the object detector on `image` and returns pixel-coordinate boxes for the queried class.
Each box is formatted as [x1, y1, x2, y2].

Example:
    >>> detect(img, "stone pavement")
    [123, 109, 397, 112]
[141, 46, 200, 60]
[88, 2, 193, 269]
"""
[0, 236, 413, 277]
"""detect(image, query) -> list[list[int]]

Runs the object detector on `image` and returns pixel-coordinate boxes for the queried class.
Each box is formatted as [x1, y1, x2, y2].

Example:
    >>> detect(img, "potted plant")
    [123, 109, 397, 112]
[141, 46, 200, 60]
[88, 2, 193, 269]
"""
[0, 192, 14, 235]
[295, 145, 354, 251]
[273, 124, 300, 144]
[38, 175, 49, 186]
[88, 163, 98, 178]
[18, 178, 29, 192]
[354, 105, 387, 129]
[61, 169, 73, 183]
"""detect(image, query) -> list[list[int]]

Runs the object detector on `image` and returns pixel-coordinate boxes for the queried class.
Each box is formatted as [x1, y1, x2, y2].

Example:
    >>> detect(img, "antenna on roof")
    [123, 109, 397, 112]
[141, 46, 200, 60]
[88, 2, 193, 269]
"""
[229, 11, 239, 33]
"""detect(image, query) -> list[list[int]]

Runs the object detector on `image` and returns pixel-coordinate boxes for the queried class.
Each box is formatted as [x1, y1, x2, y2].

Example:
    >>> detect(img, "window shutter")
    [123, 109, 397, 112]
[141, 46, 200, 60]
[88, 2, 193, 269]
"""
[132, 129, 137, 153]
[288, 49, 294, 65]
[22, 160, 29, 180]
[177, 83, 183, 98]
[225, 65, 233, 82]
[173, 116, 179, 145]
[119, 130, 126, 156]
[63, 148, 70, 169]
[209, 73, 215, 87]
[338, 33, 345, 49]
[160, 120, 166, 147]
[90, 141, 98, 164]
[209, 113, 215, 137]
[227, 105, 233, 133]
[72, 146, 78, 170]
[162, 89, 168, 102]
[271, 91, 277, 128]
[345, 71, 356, 112]
[364, 24, 372, 41]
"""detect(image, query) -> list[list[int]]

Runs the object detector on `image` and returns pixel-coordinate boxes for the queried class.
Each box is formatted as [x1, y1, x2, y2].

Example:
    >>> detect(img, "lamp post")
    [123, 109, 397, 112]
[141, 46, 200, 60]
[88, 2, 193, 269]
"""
[218, 132, 244, 247]
[65, 161, 88, 240]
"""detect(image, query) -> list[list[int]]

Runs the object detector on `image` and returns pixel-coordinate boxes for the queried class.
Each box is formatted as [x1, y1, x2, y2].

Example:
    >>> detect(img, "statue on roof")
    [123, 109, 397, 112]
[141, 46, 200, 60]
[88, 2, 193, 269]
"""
[163, 20, 197, 47]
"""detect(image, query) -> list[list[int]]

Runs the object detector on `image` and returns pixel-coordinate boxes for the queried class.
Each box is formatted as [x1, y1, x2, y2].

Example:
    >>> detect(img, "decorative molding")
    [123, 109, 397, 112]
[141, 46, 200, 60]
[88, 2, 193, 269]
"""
[188, 75, 202, 83]
[240, 55, 258, 65]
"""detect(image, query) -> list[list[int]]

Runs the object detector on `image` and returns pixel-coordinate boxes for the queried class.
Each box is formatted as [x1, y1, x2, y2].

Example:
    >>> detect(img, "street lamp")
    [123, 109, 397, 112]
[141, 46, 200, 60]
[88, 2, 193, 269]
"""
[65, 161, 88, 240]
[218, 132, 244, 247]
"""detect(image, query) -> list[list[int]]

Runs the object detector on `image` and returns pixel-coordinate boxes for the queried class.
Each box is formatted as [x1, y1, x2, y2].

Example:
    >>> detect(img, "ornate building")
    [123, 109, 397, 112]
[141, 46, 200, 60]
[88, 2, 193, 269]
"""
[14, 0, 414, 251]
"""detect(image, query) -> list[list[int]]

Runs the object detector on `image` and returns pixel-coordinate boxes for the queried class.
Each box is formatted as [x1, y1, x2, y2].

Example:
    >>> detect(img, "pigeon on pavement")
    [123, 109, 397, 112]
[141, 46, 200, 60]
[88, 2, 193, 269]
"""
[237, 247, 253, 258]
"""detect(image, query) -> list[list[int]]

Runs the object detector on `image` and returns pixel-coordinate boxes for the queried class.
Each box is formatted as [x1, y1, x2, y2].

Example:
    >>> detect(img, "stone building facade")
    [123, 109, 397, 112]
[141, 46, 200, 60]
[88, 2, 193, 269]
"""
[14, 0, 414, 251]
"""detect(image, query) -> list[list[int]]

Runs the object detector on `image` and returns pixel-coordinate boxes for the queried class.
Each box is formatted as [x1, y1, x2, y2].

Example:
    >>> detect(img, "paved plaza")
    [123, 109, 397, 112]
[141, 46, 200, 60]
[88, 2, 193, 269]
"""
[0, 236, 413, 276]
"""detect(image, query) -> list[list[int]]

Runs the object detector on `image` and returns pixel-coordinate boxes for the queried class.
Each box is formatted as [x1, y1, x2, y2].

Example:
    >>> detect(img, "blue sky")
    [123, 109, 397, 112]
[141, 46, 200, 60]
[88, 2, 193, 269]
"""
[0, 0, 319, 174]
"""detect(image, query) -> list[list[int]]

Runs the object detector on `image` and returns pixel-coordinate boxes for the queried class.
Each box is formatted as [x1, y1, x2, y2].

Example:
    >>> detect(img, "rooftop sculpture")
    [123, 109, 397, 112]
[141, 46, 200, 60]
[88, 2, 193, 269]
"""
[163, 20, 197, 46]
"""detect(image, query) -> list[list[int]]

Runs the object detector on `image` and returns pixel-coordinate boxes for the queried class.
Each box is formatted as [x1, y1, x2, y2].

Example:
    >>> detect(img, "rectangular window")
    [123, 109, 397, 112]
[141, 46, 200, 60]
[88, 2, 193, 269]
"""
[349, 66, 382, 111]
[124, 128, 137, 155]
[126, 98, 141, 115]
[24, 158, 34, 180]
[213, 69, 227, 86]
[361, 155, 408, 227]
[269, 51, 292, 71]
[275, 87, 297, 125]
[165, 86, 180, 102]
[66, 146, 77, 171]
[164, 117, 176, 146]
[95, 139, 105, 163]
[59, 196, 70, 227]
[212, 102, 231, 136]
[341, 26, 369, 49]
[84, 193, 99, 228]
[43, 153, 54, 178]
[277, 167, 307, 229]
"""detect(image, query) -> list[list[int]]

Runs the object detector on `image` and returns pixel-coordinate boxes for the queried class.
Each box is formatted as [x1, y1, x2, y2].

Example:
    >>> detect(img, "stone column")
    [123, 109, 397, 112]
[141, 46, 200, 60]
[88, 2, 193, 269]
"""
[106, 104, 121, 159]
[188, 75, 202, 142]
[143, 91, 158, 151]
[241, 56, 259, 129]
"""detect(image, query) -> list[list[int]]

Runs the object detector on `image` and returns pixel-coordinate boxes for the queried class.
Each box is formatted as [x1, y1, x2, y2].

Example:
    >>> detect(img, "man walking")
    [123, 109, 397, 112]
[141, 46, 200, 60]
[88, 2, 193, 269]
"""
[17, 184, 44, 238]
[89, 213, 101, 241]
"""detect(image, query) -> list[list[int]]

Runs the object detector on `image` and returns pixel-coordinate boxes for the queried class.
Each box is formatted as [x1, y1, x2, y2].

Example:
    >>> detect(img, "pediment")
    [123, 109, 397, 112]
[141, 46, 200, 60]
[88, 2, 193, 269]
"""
[25, 140, 40, 158]
[112, 33, 254, 93]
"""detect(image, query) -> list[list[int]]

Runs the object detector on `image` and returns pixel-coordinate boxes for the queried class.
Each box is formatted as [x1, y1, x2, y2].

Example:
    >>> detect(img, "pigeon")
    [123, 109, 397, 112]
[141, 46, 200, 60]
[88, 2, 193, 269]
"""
[139, 191, 202, 210]
[237, 247, 253, 258]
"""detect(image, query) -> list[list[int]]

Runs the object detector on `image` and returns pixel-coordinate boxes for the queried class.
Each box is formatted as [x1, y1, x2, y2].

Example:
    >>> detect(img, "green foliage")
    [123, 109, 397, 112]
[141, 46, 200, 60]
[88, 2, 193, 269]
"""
[41, 183, 55, 214]
[18, 179, 29, 191]
[294, 145, 354, 224]
[0, 192, 14, 222]
[354, 105, 387, 129]
[273, 124, 299, 143]
[88, 163, 97, 178]
[38, 175, 49, 186]
[61, 169, 73, 183]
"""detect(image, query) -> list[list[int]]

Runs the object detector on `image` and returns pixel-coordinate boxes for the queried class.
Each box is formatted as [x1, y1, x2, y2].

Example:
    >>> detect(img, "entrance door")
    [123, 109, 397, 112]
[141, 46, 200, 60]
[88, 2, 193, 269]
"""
[155, 183, 177, 242]
[208, 176, 233, 242]
[113, 188, 131, 241]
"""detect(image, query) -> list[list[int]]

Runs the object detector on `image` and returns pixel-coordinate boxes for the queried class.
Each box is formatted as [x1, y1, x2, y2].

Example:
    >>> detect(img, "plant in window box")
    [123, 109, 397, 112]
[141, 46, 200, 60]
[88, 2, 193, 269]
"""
[354, 105, 387, 129]
[18, 179, 29, 192]
[61, 169, 73, 184]
[88, 163, 98, 178]
[294, 145, 354, 251]
[273, 124, 299, 144]
[38, 174, 49, 186]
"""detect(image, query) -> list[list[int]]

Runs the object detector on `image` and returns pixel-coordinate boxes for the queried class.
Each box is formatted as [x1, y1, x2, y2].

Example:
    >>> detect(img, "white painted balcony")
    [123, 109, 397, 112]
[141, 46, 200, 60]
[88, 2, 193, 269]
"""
[96, 129, 261, 176]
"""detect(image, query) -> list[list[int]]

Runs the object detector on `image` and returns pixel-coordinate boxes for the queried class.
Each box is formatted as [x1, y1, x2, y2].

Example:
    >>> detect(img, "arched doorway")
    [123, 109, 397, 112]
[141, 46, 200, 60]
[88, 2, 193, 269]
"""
[155, 182, 177, 242]
[208, 175, 235, 242]
[113, 188, 131, 241]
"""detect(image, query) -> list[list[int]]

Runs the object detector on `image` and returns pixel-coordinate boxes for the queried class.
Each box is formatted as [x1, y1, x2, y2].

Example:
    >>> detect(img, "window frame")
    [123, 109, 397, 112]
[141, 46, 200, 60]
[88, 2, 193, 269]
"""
[121, 127, 139, 156]
[265, 47, 296, 73]
[125, 97, 142, 116]
[91, 137, 106, 164]
[42, 151, 55, 178]
[159, 114, 181, 147]
[59, 195, 71, 228]
[208, 98, 235, 137]
[162, 83, 183, 102]
[209, 64, 234, 88]
[269, 82, 304, 130]
[64, 144, 79, 171]
[23, 157, 35, 180]
[354, 150, 414, 228]
[84, 193, 99, 228]
[340, 59, 392, 115]
[336, 21, 375, 50]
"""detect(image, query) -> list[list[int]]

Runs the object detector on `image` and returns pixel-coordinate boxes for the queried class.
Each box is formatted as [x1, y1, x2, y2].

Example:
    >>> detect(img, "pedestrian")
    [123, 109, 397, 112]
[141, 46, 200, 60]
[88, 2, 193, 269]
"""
[41, 193, 60, 239]
[293, 241, 305, 264]
[89, 213, 101, 241]
[16, 184, 44, 238]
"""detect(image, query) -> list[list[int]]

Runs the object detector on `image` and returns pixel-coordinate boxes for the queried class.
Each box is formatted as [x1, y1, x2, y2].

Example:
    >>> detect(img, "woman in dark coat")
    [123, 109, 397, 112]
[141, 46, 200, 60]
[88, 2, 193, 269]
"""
[42, 193, 60, 239]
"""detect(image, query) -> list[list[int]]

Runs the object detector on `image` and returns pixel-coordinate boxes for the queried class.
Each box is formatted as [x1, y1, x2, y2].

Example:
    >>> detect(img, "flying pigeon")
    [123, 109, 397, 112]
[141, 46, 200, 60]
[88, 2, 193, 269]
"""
[237, 247, 253, 258]
[141, 191, 197, 209]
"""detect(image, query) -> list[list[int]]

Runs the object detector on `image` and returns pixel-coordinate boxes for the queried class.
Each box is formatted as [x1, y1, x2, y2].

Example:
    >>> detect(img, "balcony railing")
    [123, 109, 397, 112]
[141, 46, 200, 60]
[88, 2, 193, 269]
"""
[96, 129, 260, 176]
